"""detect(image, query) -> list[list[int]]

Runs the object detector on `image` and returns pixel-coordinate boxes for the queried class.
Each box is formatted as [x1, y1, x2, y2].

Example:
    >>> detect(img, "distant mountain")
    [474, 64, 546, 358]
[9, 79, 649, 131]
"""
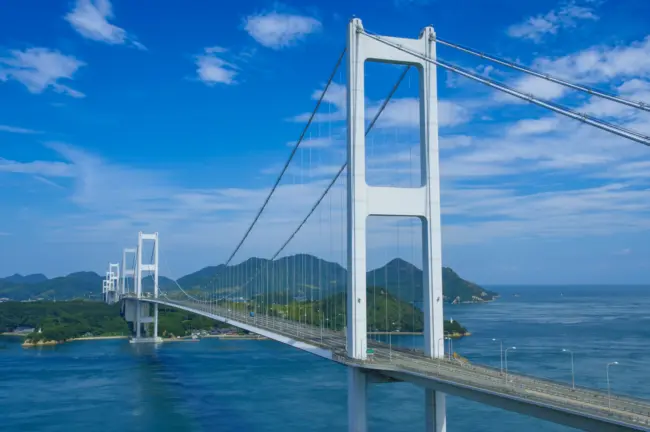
[367, 258, 498, 303]
[1, 273, 48, 284]
[0, 255, 496, 304]
[176, 254, 348, 300]
[141, 275, 179, 292]
[0, 272, 103, 301]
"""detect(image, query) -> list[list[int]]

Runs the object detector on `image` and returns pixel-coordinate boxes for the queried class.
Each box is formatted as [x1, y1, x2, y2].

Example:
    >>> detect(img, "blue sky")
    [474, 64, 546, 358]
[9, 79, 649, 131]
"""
[1, 0, 649, 284]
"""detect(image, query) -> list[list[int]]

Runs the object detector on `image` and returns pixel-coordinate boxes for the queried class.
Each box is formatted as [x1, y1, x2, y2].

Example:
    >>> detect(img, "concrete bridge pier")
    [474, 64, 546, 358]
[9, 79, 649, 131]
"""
[124, 298, 161, 343]
[348, 367, 368, 432]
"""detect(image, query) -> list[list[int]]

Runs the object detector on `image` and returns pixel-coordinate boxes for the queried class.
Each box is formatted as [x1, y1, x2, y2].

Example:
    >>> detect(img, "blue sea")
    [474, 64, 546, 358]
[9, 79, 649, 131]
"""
[1, 285, 649, 431]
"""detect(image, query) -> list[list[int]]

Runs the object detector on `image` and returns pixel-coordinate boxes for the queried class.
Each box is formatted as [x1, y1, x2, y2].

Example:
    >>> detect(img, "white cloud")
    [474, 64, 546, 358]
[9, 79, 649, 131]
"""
[0, 125, 41, 134]
[503, 36, 650, 102]
[507, 2, 598, 43]
[368, 98, 469, 129]
[508, 117, 560, 136]
[291, 82, 470, 129]
[243, 11, 321, 49]
[65, 0, 145, 49]
[286, 137, 338, 148]
[0, 48, 85, 97]
[531, 36, 650, 83]
[440, 135, 473, 149]
[0, 157, 75, 177]
[194, 46, 238, 85]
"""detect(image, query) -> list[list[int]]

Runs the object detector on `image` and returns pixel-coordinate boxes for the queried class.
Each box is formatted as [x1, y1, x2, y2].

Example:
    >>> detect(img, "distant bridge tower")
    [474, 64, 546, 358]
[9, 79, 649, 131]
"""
[123, 232, 162, 343]
[346, 18, 446, 432]
[121, 247, 136, 296]
[108, 263, 119, 304]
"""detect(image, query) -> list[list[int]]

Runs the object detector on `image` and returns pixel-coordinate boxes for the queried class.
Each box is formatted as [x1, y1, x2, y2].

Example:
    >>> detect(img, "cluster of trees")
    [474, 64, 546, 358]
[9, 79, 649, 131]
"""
[249, 286, 468, 334]
[0, 300, 129, 341]
[156, 306, 232, 337]
[0, 301, 237, 342]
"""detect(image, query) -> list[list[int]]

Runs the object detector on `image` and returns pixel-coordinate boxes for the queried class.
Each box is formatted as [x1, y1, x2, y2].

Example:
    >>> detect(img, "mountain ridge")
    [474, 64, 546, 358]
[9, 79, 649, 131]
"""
[0, 255, 496, 304]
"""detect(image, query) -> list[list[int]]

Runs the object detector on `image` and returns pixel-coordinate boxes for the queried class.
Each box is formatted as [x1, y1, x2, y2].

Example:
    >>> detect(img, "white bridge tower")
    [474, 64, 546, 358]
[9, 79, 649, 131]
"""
[122, 232, 162, 343]
[103, 263, 119, 304]
[346, 18, 446, 432]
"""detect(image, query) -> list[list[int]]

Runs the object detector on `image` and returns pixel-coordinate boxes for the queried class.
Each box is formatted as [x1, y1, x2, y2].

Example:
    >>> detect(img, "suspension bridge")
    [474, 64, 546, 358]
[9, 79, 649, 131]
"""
[100, 18, 650, 432]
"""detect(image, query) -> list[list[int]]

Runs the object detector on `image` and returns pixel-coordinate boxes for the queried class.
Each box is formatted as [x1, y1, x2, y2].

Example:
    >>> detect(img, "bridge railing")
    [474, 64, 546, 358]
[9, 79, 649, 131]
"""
[143, 296, 650, 426]
[380, 354, 650, 427]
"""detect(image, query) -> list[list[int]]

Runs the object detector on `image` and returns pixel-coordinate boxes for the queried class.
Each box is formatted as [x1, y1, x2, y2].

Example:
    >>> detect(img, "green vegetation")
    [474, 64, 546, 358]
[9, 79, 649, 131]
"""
[0, 300, 128, 342]
[0, 272, 104, 301]
[155, 306, 232, 338]
[0, 281, 469, 343]
[0, 301, 237, 342]
[367, 259, 498, 304]
[250, 286, 468, 335]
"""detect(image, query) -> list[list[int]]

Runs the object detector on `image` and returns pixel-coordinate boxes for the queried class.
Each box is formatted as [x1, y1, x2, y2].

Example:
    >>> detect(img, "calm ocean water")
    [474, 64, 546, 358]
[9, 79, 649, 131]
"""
[1, 285, 649, 431]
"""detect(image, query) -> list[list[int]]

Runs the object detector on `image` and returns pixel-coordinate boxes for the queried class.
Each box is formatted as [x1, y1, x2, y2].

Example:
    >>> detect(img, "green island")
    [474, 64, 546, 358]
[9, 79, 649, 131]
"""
[0, 301, 236, 345]
[0, 285, 469, 346]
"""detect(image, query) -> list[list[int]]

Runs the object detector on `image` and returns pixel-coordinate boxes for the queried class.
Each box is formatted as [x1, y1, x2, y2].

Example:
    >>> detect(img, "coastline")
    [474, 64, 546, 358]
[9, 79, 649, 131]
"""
[20, 335, 129, 347]
[22, 339, 58, 347]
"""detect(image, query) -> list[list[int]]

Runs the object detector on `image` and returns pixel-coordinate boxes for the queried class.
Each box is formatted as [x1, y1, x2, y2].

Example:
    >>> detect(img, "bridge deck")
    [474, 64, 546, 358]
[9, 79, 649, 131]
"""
[134, 296, 650, 431]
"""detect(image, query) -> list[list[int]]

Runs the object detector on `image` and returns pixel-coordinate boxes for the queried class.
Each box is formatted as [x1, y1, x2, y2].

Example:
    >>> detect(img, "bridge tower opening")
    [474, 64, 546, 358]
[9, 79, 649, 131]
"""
[346, 18, 446, 432]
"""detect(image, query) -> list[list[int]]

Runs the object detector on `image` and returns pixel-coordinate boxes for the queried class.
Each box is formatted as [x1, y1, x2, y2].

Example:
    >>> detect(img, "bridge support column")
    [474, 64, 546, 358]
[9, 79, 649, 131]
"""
[346, 18, 446, 432]
[425, 389, 446, 432]
[348, 367, 367, 432]
[154, 303, 158, 339]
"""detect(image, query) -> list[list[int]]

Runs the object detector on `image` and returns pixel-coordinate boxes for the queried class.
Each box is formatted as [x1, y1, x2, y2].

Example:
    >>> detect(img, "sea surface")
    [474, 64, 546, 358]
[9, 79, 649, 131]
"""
[1, 285, 649, 431]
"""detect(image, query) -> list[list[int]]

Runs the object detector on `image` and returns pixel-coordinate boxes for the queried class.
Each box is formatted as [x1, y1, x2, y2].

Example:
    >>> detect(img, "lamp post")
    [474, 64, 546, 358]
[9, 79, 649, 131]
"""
[389, 321, 396, 361]
[493, 338, 503, 373]
[505, 346, 516, 384]
[562, 349, 575, 390]
[606, 361, 618, 410]
[437, 337, 445, 372]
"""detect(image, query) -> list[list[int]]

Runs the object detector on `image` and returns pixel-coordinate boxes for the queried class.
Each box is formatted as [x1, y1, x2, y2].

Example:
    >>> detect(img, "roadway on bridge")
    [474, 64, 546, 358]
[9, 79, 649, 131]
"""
[148, 296, 650, 431]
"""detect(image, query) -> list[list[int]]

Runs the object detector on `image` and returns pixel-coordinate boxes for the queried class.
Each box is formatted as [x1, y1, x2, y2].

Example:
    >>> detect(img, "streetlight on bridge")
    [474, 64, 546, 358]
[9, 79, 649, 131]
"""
[606, 361, 619, 411]
[436, 337, 445, 373]
[562, 348, 575, 390]
[492, 338, 503, 373]
[505, 346, 516, 384]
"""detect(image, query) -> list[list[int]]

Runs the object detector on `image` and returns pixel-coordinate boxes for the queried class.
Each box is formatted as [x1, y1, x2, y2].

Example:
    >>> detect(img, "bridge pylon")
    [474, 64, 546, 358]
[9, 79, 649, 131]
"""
[123, 232, 162, 344]
[103, 263, 119, 304]
[121, 247, 136, 297]
[346, 18, 446, 432]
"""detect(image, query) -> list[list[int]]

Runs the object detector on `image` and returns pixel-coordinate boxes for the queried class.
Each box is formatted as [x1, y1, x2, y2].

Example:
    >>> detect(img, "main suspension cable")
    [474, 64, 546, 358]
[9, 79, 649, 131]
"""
[362, 29, 650, 147]
[225, 66, 412, 294]
[223, 48, 347, 267]
[436, 37, 650, 113]
[271, 65, 412, 260]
